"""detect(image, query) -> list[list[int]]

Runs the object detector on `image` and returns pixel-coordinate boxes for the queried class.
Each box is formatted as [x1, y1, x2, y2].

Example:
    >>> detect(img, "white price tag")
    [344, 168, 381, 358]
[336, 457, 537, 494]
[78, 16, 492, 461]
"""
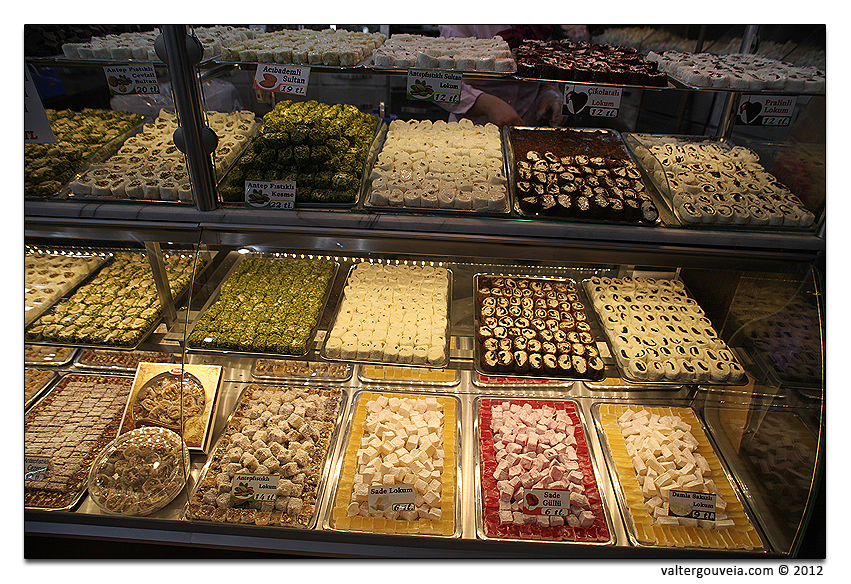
[564, 85, 621, 117]
[103, 64, 160, 96]
[406, 69, 462, 104]
[230, 473, 280, 503]
[25, 67, 55, 144]
[25, 456, 51, 482]
[245, 180, 296, 209]
[523, 488, 571, 516]
[368, 484, 416, 514]
[737, 95, 796, 126]
[253, 64, 310, 96]
[668, 490, 717, 521]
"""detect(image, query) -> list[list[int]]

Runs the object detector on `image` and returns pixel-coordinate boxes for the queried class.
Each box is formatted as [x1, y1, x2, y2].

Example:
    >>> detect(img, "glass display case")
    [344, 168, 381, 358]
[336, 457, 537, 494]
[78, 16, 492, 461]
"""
[24, 24, 825, 559]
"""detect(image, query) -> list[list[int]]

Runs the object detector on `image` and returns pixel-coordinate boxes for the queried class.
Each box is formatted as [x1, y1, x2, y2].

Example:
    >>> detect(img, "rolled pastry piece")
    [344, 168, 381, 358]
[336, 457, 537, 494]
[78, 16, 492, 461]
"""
[709, 358, 730, 382]
[626, 358, 649, 380]
[662, 359, 682, 381]
[454, 191, 472, 210]
[420, 191, 438, 208]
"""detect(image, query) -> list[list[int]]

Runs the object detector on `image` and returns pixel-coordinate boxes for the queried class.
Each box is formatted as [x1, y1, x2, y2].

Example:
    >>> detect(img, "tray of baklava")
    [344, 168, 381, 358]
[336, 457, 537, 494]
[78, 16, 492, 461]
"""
[25, 250, 206, 350]
[186, 254, 337, 358]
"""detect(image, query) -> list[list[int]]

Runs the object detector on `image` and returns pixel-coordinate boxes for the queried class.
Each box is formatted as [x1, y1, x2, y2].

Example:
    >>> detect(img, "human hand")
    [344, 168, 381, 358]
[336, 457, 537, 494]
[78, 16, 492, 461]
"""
[469, 92, 525, 128]
[561, 25, 590, 42]
[532, 92, 564, 127]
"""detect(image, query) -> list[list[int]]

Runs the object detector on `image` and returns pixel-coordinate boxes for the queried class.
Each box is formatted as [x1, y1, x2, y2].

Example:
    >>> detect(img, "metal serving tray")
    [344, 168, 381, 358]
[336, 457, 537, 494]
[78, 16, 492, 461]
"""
[25, 373, 135, 511]
[580, 275, 749, 387]
[358, 364, 460, 387]
[24, 369, 58, 411]
[73, 348, 176, 372]
[252, 358, 353, 382]
[505, 126, 667, 226]
[25, 250, 207, 352]
[360, 120, 510, 215]
[24, 345, 78, 368]
[590, 401, 768, 552]
[322, 389, 462, 538]
[220, 116, 380, 210]
[182, 382, 348, 530]
[622, 133, 816, 233]
[185, 254, 339, 359]
[320, 263, 453, 369]
[473, 396, 615, 545]
[472, 273, 607, 382]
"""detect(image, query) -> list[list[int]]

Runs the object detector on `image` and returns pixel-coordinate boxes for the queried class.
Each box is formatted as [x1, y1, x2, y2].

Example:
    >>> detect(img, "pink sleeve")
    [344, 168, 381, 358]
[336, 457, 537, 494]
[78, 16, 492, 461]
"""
[440, 83, 484, 115]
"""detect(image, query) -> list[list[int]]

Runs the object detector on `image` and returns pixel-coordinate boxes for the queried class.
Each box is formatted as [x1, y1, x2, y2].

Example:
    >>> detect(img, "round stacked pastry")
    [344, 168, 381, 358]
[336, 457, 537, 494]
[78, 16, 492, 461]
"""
[476, 275, 605, 380]
[88, 427, 190, 516]
[368, 118, 508, 212]
[584, 276, 746, 384]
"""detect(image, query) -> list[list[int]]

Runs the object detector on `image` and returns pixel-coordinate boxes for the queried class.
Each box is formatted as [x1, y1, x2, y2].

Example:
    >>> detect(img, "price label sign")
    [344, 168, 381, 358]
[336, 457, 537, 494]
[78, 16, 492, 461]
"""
[668, 490, 717, 521]
[103, 64, 160, 96]
[406, 69, 462, 104]
[230, 473, 280, 503]
[25, 67, 55, 144]
[563, 85, 621, 118]
[245, 180, 296, 209]
[368, 484, 415, 514]
[25, 456, 51, 482]
[737, 95, 796, 126]
[253, 63, 310, 96]
[523, 488, 571, 516]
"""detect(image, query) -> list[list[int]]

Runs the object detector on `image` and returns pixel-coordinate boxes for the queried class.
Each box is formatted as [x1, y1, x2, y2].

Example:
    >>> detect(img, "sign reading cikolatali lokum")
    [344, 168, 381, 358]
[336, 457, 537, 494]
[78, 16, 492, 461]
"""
[253, 64, 310, 96]
[563, 85, 621, 118]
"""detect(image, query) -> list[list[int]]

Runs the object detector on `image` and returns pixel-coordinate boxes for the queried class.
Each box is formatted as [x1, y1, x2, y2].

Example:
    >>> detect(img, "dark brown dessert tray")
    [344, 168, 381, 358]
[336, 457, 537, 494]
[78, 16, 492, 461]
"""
[473, 273, 608, 382]
[505, 127, 669, 226]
